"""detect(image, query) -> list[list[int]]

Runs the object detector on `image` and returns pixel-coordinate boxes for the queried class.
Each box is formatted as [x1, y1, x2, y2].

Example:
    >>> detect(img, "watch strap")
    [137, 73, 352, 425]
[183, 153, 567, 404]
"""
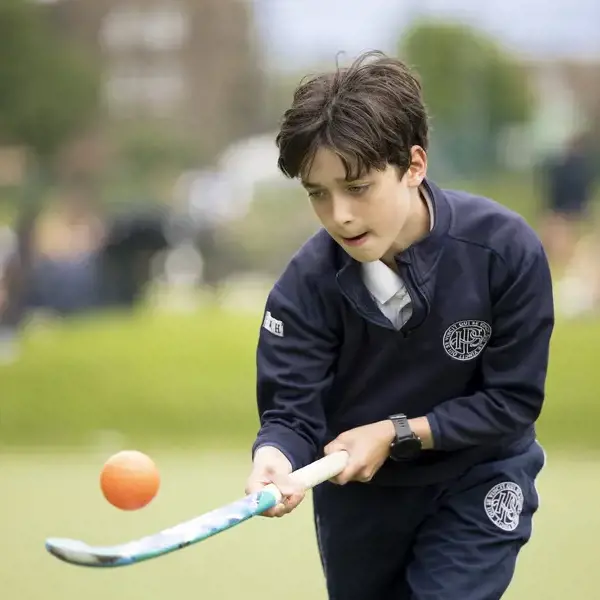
[390, 413, 414, 441]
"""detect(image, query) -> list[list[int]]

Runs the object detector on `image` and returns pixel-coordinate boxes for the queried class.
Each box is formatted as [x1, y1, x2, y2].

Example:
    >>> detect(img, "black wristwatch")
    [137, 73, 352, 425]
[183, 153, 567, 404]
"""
[389, 413, 422, 461]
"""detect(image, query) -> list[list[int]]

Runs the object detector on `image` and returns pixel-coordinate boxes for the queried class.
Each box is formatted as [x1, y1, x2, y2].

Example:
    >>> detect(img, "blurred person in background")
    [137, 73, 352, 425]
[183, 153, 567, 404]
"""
[27, 179, 106, 316]
[9, 179, 169, 323]
[539, 132, 598, 317]
[0, 226, 19, 363]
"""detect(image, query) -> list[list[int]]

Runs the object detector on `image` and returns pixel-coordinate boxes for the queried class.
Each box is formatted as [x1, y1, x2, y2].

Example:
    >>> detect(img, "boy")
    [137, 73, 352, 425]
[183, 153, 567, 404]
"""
[245, 51, 553, 600]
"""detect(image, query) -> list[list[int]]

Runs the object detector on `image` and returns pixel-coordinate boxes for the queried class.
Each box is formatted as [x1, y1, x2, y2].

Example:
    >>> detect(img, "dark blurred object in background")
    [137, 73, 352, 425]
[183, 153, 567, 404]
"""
[539, 132, 596, 274]
[99, 205, 169, 309]
[13, 201, 169, 319]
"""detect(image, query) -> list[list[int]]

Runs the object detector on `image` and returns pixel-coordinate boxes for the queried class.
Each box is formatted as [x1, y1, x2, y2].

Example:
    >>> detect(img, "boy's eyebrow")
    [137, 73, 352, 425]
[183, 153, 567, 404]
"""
[300, 179, 319, 188]
[301, 176, 366, 188]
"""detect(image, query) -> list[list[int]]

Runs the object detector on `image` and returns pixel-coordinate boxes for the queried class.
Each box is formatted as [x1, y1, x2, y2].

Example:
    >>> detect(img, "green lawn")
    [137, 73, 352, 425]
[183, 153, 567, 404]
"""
[0, 449, 598, 599]
[2, 301, 600, 598]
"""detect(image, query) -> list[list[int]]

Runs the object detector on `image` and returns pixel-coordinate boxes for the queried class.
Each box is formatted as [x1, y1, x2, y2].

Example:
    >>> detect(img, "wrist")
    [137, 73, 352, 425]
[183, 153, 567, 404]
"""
[387, 413, 435, 460]
[379, 419, 397, 446]
[408, 417, 434, 450]
[253, 445, 293, 472]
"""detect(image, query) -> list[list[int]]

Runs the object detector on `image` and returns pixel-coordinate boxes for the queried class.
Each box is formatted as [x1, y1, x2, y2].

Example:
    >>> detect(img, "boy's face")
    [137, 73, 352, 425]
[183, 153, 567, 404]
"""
[301, 146, 427, 263]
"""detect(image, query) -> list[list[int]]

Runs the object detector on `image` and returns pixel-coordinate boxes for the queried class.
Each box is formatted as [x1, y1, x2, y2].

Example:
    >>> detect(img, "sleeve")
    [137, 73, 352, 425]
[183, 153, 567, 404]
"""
[426, 238, 554, 451]
[251, 275, 340, 470]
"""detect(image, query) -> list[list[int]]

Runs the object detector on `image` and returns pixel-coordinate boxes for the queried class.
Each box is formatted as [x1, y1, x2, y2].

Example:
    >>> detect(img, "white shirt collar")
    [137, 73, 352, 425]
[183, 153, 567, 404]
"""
[362, 260, 403, 304]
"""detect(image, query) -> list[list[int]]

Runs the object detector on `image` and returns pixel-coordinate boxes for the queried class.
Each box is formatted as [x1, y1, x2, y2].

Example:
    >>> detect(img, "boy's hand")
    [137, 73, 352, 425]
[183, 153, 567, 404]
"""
[245, 446, 306, 518]
[324, 420, 396, 485]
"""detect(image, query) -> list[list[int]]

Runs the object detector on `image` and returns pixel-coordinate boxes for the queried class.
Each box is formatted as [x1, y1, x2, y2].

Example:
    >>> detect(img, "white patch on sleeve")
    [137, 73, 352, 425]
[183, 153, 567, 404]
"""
[262, 311, 284, 337]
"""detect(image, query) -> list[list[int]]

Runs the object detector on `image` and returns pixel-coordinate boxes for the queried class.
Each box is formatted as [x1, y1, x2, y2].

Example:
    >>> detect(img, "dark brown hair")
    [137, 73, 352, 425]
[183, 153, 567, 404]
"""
[276, 50, 429, 181]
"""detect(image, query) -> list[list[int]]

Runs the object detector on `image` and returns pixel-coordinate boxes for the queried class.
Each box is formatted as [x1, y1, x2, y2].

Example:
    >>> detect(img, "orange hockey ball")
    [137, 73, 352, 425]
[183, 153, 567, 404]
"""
[100, 450, 160, 511]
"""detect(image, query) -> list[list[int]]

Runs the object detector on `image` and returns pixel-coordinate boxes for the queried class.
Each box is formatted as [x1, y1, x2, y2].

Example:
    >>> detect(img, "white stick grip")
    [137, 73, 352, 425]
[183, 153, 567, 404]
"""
[260, 451, 349, 505]
[289, 451, 349, 489]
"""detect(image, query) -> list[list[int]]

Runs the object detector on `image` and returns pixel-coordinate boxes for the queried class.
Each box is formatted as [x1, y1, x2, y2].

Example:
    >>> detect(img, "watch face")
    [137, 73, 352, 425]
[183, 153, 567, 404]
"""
[391, 437, 421, 461]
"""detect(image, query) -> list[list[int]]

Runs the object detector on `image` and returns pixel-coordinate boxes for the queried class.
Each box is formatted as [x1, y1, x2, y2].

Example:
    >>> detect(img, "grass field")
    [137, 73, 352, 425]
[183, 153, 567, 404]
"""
[1, 448, 599, 599]
[1, 284, 600, 598]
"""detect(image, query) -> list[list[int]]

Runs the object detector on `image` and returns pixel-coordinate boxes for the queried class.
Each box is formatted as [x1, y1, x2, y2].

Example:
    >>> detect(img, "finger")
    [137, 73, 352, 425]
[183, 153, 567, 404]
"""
[355, 470, 374, 483]
[329, 456, 366, 485]
[262, 490, 305, 518]
[324, 440, 347, 456]
[256, 475, 305, 517]
[282, 489, 305, 512]
[270, 473, 305, 498]
[261, 503, 287, 518]
[330, 467, 354, 485]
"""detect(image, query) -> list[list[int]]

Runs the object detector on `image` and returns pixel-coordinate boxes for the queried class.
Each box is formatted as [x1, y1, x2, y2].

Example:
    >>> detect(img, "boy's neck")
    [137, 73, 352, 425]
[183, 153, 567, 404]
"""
[382, 186, 431, 270]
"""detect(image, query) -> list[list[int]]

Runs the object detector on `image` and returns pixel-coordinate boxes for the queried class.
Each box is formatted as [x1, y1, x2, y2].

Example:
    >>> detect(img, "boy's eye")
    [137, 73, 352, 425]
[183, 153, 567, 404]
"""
[307, 190, 325, 199]
[347, 184, 369, 194]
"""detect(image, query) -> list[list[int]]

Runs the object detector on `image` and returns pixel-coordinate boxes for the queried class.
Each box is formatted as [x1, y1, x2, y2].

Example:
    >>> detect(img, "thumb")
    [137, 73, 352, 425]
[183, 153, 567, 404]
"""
[246, 467, 305, 518]
[269, 471, 305, 498]
[265, 472, 306, 517]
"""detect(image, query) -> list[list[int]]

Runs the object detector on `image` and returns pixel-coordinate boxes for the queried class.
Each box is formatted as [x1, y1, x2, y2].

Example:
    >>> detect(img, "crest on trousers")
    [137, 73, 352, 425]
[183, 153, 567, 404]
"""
[484, 482, 524, 532]
[443, 320, 491, 361]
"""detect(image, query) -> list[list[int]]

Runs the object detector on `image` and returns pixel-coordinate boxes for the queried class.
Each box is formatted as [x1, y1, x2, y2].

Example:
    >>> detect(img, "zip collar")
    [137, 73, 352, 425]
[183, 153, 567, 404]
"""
[335, 178, 451, 330]
[395, 178, 451, 274]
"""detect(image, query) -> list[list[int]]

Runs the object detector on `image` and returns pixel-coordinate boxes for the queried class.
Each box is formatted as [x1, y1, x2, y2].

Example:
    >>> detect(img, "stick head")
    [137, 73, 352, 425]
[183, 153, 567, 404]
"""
[46, 538, 131, 567]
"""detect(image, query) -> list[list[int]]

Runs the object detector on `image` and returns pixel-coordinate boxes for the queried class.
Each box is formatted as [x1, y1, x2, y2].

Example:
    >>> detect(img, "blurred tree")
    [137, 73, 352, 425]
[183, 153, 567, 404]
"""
[0, 0, 100, 166]
[0, 0, 100, 332]
[398, 20, 535, 178]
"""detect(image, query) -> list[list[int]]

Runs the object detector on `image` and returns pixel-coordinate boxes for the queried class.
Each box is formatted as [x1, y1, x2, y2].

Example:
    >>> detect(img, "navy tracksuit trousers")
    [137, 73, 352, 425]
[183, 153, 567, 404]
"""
[313, 440, 545, 600]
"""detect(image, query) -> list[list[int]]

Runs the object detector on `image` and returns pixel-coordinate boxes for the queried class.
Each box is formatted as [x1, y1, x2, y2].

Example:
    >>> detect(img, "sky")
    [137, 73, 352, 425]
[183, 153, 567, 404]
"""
[252, 0, 600, 72]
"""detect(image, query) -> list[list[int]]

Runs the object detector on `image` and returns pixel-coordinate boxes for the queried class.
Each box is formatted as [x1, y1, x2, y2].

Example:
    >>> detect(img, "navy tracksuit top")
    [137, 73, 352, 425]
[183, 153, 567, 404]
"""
[252, 178, 554, 486]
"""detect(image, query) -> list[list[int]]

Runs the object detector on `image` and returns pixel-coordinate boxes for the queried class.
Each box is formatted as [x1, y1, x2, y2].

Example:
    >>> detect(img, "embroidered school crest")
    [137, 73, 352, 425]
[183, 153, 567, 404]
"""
[484, 481, 524, 532]
[442, 320, 491, 361]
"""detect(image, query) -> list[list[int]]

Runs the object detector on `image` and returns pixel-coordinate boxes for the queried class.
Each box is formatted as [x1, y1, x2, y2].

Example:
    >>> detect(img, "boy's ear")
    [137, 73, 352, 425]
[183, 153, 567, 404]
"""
[406, 145, 427, 187]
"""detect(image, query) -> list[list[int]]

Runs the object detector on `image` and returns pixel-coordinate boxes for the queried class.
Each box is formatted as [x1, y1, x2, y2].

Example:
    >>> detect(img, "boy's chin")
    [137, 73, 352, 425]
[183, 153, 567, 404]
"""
[340, 245, 385, 263]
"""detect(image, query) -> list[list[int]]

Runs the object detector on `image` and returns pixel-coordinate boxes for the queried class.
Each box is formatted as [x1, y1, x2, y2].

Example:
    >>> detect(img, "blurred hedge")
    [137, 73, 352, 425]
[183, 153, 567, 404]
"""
[1, 308, 261, 451]
[1, 306, 599, 453]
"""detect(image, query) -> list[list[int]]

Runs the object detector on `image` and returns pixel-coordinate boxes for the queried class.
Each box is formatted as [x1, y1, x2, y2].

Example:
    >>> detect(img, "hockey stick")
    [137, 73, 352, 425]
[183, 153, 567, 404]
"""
[45, 450, 348, 568]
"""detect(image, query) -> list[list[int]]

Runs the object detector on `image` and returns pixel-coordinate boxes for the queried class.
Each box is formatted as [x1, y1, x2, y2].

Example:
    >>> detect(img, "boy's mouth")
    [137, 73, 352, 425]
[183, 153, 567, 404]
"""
[341, 232, 369, 246]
